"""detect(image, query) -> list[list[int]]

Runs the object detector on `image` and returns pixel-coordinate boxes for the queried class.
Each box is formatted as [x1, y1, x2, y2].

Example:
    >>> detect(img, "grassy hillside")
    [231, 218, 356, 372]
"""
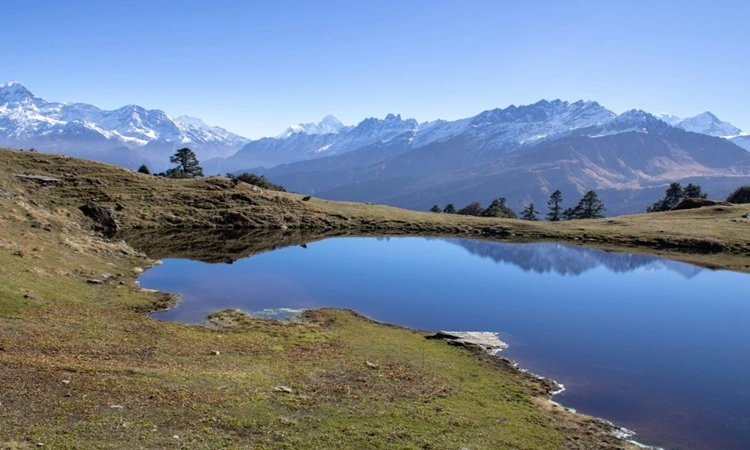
[1, 147, 748, 448]
[2, 148, 749, 271]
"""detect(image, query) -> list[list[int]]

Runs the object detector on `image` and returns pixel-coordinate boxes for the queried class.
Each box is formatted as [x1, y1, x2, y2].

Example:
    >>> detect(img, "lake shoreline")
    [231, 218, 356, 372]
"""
[183, 301, 663, 449]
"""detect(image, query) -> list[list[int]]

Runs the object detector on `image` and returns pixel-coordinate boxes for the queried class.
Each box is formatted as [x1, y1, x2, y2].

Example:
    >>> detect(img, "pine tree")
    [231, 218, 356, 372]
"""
[647, 182, 683, 212]
[429, 205, 442, 213]
[483, 198, 517, 218]
[683, 183, 707, 199]
[167, 148, 203, 178]
[566, 190, 606, 219]
[137, 164, 151, 175]
[443, 204, 456, 214]
[647, 182, 707, 212]
[521, 203, 539, 221]
[546, 190, 563, 221]
[727, 186, 750, 203]
[457, 201, 485, 216]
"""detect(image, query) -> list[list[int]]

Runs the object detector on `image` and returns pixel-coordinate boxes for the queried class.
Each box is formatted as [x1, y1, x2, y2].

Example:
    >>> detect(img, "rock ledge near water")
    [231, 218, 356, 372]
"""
[429, 331, 508, 352]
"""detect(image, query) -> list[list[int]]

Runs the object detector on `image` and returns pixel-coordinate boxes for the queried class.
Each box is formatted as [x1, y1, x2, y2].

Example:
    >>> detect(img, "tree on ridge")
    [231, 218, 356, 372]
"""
[166, 148, 203, 178]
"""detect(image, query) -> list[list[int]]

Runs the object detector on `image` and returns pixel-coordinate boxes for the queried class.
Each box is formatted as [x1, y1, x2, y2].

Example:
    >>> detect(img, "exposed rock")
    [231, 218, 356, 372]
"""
[0, 190, 10, 199]
[211, 350, 220, 356]
[671, 198, 732, 211]
[365, 361, 378, 369]
[428, 331, 509, 352]
[23, 294, 43, 301]
[13, 173, 61, 183]
[273, 386, 292, 393]
[79, 200, 119, 234]
[86, 279, 104, 284]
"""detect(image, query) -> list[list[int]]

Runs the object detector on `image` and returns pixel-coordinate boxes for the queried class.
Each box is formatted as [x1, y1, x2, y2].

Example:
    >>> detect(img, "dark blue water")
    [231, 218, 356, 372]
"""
[139, 237, 750, 450]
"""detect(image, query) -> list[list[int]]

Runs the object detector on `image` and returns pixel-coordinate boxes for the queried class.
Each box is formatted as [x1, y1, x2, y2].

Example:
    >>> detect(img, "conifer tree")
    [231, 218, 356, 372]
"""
[546, 190, 563, 221]
[521, 203, 540, 221]
[167, 148, 203, 178]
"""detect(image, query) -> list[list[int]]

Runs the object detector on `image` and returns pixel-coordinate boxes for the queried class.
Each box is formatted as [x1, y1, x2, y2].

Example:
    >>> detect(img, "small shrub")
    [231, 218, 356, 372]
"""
[726, 186, 750, 204]
[229, 173, 286, 192]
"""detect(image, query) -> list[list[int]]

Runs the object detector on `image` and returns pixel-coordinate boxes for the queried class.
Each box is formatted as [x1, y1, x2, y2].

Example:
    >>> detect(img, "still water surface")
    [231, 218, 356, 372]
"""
[139, 237, 750, 450]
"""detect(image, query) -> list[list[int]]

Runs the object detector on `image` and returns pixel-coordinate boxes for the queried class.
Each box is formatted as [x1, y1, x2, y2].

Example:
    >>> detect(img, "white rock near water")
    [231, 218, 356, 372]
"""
[433, 331, 508, 351]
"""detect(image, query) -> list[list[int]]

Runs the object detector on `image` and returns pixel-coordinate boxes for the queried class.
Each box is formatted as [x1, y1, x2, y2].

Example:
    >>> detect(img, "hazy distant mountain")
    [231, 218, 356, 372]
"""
[0, 81, 249, 170]
[658, 112, 743, 137]
[731, 134, 750, 151]
[203, 113, 419, 174]
[275, 115, 347, 139]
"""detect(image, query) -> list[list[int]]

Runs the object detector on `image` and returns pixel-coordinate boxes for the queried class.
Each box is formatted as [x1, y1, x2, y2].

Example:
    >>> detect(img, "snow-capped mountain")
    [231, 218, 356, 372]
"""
[256, 106, 750, 217]
[276, 115, 347, 139]
[205, 113, 419, 173]
[658, 111, 742, 138]
[413, 99, 616, 149]
[3, 80, 748, 212]
[209, 100, 618, 174]
[0, 81, 250, 169]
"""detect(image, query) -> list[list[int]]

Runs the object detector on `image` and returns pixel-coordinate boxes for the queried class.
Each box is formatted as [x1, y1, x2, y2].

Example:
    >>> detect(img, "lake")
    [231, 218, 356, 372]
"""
[137, 236, 750, 450]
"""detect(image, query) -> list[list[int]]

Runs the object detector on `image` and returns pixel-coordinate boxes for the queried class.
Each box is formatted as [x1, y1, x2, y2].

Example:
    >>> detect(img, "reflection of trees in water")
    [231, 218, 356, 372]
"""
[120, 228, 703, 279]
[446, 239, 702, 278]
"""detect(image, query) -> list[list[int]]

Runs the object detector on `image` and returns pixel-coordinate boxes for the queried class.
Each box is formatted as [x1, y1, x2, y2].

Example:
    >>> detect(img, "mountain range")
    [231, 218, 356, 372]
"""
[0, 81, 249, 170]
[2, 81, 749, 215]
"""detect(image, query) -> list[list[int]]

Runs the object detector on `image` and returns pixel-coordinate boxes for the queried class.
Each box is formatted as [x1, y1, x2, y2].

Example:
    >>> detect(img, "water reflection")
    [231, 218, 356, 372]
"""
[448, 239, 703, 278]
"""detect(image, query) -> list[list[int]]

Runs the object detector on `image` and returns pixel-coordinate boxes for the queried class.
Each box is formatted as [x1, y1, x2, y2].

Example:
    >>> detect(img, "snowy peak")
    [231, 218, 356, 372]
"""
[656, 111, 742, 137]
[355, 113, 418, 132]
[471, 99, 614, 126]
[676, 112, 742, 137]
[656, 113, 681, 125]
[277, 114, 346, 138]
[0, 80, 36, 105]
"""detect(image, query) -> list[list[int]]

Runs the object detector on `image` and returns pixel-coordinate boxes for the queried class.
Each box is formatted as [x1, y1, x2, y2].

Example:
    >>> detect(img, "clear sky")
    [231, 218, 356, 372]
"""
[2, 0, 748, 138]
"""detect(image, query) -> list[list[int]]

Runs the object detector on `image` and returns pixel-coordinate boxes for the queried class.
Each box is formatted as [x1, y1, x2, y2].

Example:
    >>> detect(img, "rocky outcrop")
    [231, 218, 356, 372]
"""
[79, 200, 119, 235]
[427, 331, 509, 352]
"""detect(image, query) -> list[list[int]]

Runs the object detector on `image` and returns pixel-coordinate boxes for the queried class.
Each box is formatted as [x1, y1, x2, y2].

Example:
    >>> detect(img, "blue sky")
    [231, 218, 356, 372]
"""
[2, 0, 748, 138]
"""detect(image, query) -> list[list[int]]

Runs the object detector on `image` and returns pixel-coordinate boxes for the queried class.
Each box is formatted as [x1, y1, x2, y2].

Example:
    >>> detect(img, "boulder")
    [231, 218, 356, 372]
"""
[79, 200, 119, 234]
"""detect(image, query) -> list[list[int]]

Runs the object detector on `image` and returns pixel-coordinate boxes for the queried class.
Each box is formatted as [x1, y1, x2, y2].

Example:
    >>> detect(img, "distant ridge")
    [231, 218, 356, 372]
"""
[2, 81, 749, 215]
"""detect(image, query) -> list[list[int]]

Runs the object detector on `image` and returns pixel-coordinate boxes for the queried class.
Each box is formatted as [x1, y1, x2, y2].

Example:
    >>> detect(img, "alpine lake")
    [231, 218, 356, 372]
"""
[133, 231, 750, 450]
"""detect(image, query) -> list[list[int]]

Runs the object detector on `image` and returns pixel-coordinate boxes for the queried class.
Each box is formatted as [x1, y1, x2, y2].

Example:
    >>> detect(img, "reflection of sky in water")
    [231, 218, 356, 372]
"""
[140, 237, 750, 450]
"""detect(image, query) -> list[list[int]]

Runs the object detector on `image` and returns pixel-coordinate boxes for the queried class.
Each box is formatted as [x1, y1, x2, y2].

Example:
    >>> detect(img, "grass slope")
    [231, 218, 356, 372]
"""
[1, 147, 748, 448]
